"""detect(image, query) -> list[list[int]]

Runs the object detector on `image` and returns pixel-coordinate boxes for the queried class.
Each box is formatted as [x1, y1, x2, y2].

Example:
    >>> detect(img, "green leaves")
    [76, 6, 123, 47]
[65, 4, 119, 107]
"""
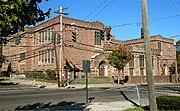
[0, 0, 51, 37]
[0, 0, 8, 2]
[108, 45, 131, 70]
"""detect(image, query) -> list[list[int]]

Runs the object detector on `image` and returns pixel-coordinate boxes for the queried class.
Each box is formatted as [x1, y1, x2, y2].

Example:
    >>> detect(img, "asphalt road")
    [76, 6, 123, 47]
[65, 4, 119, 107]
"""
[0, 83, 180, 110]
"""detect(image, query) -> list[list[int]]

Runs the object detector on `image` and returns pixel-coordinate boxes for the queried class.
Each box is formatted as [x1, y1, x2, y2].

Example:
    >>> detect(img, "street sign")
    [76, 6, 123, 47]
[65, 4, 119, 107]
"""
[82, 60, 90, 103]
[52, 56, 56, 58]
[82, 60, 90, 73]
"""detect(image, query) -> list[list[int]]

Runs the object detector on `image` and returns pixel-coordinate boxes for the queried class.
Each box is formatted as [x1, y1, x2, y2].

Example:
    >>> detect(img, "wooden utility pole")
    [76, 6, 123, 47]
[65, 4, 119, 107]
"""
[53, 33, 60, 87]
[141, 0, 157, 111]
[54, 6, 68, 87]
[59, 6, 64, 86]
[173, 35, 179, 83]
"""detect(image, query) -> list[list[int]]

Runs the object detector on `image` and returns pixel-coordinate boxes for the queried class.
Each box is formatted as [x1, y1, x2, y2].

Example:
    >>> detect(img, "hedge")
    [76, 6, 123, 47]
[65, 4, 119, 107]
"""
[156, 95, 180, 110]
[24, 69, 56, 80]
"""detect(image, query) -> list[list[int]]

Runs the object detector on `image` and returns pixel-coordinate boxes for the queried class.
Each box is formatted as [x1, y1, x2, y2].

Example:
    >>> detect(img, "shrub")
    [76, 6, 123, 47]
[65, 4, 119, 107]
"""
[24, 70, 56, 81]
[24, 71, 43, 79]
[156, 95, 180, 110]
[45, 69, 56, 80]
[0, 70, 2, 77]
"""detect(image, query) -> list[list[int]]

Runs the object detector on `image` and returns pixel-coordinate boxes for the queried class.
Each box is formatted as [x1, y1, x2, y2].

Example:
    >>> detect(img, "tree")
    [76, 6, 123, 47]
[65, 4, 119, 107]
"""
[0, 0, 51, 37]
[0, 0, 51, 68]
[169, 40, 180, 75]
[108, 45, 131, 84]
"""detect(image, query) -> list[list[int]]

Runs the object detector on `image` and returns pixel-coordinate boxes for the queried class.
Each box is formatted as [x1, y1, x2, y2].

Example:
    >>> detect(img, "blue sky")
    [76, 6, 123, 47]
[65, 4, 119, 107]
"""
[38, 0, 180, 41]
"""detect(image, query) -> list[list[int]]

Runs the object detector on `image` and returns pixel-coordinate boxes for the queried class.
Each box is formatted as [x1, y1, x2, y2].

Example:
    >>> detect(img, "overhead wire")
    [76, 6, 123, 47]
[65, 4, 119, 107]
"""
[169, 0, 180, 14]
[84, 0, 106, 20]
[171, 0, 180, 12]
[89, 0, 114, 21]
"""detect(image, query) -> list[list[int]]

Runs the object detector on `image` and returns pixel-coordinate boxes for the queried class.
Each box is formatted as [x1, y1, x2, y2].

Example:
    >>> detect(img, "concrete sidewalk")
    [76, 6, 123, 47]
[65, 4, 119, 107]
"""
[86, 101, 136, 111]
[6, 78, 136, 89]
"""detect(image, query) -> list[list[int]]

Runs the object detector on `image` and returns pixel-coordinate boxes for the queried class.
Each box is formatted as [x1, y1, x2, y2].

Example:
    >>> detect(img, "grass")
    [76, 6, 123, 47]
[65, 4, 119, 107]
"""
[21, 78, 57, 83]
[123, 107, 145, 111]
[69, 78, 109, 84]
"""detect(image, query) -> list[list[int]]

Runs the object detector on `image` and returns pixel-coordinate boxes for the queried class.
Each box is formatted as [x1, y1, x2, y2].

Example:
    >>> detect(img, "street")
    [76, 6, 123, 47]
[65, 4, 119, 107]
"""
[0, 83, 180, 110]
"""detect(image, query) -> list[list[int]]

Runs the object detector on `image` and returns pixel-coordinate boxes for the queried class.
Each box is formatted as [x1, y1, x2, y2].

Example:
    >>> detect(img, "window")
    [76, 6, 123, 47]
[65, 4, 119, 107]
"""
[51, 49, 54, 63]
[4, 45, 9, 51]
[33, 34, 36, 45]
[45, 51, 47, 63]
[38, 51, 41, 61]
[20, 53, 25, 61]
[50, 28, 53, 42]
[45, 30, 47, 43]
[139, 55, 144, 68]
[39, 32, 41, 44]
[42, 51, 44, 63]
[157, 57, 160, 75]
[94, 31, 101, 45]
[129, 55, 134, 67]
[129, 68, 133, 76]
[140, 68, 144, 75]
[20, 35, 25, 45]
[158, 42, 161, 51]
[48, 49, 51, 63]
[48, 29, 50, 42]
[33, 52, 36, 65]
[11, 56, 16, 66]
[41, 31, 44, 44]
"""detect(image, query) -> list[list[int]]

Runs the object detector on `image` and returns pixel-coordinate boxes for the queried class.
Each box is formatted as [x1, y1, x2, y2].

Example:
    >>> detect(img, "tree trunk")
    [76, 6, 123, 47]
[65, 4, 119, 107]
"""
[118, 69, 120, 84]
[122, 68, 124, 79]
[0, 45, 3, 68]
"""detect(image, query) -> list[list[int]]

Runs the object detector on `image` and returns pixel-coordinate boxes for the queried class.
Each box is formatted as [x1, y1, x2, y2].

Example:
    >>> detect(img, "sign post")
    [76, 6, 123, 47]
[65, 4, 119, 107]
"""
[82, 60, 90, 104]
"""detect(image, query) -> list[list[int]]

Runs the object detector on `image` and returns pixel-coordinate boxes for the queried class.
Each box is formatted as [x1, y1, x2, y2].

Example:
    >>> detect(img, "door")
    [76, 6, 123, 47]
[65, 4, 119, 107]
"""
[99, 61, 105, 77]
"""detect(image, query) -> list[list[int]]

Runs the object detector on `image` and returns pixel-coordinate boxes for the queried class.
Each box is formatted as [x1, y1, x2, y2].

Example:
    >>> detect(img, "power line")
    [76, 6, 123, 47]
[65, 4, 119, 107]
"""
[84, 0, 106, 20]
[89, 0, 114, 21]
[169, 0, 180, 14]
[112, 22, 142, 28]
[111, 14, 180, 28]
[171, 0, 180, 12]
[154, 14, 180, 21]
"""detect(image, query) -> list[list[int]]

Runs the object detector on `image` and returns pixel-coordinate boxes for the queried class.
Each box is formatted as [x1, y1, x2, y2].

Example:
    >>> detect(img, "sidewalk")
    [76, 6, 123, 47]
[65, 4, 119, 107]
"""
[6, 78, 136, 89]
[86, 101, 136, 111]
[4, 78, 144, 111]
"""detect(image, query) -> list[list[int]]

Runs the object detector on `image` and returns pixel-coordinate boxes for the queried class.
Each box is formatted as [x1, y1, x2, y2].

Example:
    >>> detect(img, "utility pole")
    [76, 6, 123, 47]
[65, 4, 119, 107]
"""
[54, 6, 68, 87]
[141, 0, 157, 111]
[173, 35, 179, 83]
[53, 33, 60, 87]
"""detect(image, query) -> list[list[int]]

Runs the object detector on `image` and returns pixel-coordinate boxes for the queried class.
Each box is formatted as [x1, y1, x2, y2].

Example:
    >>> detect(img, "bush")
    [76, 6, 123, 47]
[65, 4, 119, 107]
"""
[24, 71, 43, 79]
[24, 69, 56, 80]
[156, 95, 180, 110]
[45, 69, 56, 80]
[0, 70, 2, 77]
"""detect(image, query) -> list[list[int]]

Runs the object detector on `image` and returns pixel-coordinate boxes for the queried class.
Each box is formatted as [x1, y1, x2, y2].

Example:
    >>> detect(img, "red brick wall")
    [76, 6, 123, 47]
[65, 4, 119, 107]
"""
[127, 75, 176, 84]
[3, 16, 104, 73]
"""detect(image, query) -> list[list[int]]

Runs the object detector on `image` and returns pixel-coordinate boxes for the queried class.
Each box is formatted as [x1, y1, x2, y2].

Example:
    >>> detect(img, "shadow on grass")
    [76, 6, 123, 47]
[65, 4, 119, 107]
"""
[0, 82, 17, 86]
[15, 101, 90, 111]
[120, 91, 150, 110]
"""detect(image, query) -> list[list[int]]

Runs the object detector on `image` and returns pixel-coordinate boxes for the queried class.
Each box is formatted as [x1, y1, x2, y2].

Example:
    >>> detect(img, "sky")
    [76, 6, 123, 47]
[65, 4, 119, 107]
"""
[38, 0, 180, 41]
